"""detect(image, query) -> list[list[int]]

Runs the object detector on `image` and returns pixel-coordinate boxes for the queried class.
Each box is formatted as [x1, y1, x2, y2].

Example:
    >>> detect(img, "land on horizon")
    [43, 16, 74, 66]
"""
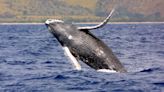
[0, 0, 164, 23]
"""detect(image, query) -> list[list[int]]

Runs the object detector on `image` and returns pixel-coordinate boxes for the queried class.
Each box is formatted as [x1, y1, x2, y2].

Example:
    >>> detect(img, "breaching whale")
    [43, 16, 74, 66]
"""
[45, 9, 127, 73]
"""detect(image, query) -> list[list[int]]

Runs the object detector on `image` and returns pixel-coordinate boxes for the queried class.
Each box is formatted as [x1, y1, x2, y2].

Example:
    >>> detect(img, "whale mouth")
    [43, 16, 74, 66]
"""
[45, 19, 64, 25]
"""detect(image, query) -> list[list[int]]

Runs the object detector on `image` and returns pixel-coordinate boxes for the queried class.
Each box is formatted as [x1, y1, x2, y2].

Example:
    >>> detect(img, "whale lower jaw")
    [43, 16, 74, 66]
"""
[97, 69, 117, 73]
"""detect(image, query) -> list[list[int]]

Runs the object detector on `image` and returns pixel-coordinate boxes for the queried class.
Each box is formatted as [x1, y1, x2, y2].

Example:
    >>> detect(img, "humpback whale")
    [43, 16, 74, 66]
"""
[45, 9, 127, 73]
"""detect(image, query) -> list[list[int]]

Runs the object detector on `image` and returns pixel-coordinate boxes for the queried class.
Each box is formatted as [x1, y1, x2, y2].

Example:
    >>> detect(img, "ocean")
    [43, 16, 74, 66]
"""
[0, 23, 163, 92]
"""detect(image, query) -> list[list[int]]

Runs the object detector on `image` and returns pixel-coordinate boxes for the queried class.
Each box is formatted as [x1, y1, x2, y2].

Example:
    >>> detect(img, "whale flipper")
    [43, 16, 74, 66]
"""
[78, 9, 115, 30]
[63, 46, 81, 70]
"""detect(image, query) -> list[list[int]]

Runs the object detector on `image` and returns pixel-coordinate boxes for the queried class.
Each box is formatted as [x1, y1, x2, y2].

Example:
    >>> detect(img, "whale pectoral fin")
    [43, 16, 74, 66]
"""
[78, 9, 115, 30]
[63, 46, 81, 70]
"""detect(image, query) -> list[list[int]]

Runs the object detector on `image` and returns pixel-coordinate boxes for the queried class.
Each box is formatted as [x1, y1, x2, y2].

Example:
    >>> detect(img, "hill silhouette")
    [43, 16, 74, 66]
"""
[0, 0, 163, 23]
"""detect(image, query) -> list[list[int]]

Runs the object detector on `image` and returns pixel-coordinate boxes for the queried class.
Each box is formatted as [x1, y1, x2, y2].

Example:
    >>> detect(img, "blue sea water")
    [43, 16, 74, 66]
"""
[0, 23, 163, 92]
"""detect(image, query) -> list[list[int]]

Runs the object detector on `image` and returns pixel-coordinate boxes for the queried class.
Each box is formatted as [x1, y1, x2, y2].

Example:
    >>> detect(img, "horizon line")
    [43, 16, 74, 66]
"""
[0, 22, 164, 25]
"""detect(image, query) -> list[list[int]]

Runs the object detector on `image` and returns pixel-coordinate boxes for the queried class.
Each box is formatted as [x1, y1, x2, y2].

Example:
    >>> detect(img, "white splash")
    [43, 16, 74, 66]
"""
[97, 69, 117, 73]
[63, 46, 81, 70]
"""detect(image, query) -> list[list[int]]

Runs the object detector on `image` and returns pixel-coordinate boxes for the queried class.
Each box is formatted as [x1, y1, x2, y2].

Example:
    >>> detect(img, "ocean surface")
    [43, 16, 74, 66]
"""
[0, 23, 163, 92]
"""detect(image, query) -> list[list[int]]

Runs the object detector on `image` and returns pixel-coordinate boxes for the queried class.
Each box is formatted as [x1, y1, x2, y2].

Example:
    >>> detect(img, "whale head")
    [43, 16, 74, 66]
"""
[45, 19, 79, 46]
